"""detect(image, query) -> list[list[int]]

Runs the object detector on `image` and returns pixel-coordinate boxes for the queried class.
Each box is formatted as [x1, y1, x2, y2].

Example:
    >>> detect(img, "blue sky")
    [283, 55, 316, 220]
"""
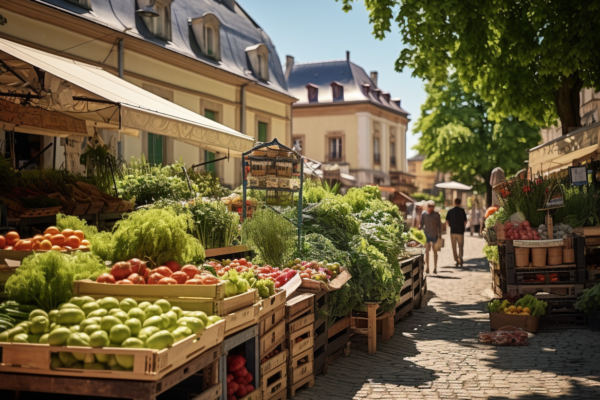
[238, 0, 425, 158]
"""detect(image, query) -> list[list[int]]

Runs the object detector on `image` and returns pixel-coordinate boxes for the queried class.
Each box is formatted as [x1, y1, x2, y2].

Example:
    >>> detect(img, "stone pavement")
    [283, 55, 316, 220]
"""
[295, 235, 600, 400]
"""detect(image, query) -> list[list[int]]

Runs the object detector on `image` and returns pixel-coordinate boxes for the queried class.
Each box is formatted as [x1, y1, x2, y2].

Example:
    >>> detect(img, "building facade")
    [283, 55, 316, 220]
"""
[285, 53, 410, 190]
[0, 0, 295, 188]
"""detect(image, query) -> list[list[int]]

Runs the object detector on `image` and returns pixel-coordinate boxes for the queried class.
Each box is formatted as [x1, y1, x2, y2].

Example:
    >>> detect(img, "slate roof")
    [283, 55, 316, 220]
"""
[32, 0, 290, 96]
[286, 59, 409, 117]
[407, 154, 426, 162]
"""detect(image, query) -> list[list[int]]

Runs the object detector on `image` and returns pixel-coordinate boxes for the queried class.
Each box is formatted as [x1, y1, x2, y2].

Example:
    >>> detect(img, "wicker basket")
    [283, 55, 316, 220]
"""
[531, 248, 547, 267]
[515, 247, 530, 267]
[547, 246, 563, 266]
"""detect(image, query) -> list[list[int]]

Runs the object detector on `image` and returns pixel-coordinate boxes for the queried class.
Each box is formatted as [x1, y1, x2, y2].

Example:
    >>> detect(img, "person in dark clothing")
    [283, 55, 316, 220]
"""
[446, 198, 467, 266]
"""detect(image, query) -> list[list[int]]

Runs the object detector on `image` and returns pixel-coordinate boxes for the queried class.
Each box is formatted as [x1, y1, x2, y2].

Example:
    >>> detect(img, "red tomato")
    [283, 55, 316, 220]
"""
[185, 279, 204, 285]
[155, 266, 173, 277]
[181, 265, 200, 280]
[158, 277, 178, 285]
[238, 258, 247, 266]
[171, 271, 189, 284]
[116, 279, 133, 285]
[111, 261, 133, 280]
[201, 275, 220, 285]
[128, 258, 147, 275]
[164, 261, 181, 273]
[235, 266, 245, 272]
[147, 273, 165, 285]
[217, 270, 226, 276]
[96, 273, 116, 284]
[0, 235, 5, 248]
[127, 273, 146, 285]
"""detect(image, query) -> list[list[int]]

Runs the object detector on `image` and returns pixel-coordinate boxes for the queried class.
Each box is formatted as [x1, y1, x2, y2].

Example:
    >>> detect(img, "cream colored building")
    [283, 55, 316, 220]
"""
[0, 0, 295, 188]
[407, 154, 439, 194]
[285, 53, 410, 189]
[541, 88, 600, 143]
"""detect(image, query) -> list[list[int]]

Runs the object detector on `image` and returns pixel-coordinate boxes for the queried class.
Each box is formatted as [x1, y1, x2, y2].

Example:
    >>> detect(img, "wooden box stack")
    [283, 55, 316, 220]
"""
[258, 291, 288, 400]
[285, 293, 315, 398]
[220, 325, 260, 400]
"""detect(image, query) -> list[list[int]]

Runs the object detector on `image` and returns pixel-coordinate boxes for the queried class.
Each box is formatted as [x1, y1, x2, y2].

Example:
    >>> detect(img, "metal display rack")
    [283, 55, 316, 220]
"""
[241, 138, 304, 251]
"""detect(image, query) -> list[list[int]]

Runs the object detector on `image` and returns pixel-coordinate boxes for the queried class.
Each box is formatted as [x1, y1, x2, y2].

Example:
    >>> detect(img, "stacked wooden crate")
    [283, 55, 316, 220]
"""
[221, 325, 260, 400]
[285, 293, 315, 398]
[258, 290, 287, 400]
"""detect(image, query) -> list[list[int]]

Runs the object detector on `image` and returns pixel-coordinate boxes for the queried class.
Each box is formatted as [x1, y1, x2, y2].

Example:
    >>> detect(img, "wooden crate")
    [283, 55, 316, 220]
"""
[74, 280, 259, 316]
[260, 320, 286, 357]
[394, 295, 414, 324]
[265, 387, 287, 400]
[261, 361, 287, 399]
[225, 303, 260, 336]
[259, 290, 287, 320]
[288, 348, 313, 386]
[204, 244, 250, 259]
[286, 312, 314, 335]
[259, 306, 285, 336]
[507, 284, 584, 299]
[286, 323, 314, 358]
[288, 374, 314, 399]
[238, 389, 261, 400]
[297, 270, 352, 293]
[20, 206, 62, 218]
[221, 326, 259, 399]
[192, 383, 222, 400]
[0, 320, 225, 381]
[260, 349, 287, 375]
[285, 293, 314, 322]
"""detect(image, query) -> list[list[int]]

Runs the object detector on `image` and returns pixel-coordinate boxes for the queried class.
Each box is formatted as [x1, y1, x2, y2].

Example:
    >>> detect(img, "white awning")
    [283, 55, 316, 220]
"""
[0, 39, 254, 156]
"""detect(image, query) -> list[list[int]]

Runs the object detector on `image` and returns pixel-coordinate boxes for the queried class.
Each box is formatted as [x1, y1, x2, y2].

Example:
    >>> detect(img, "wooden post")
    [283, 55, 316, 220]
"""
[381, 313, 394, 341]
[367, 302, 379, 354]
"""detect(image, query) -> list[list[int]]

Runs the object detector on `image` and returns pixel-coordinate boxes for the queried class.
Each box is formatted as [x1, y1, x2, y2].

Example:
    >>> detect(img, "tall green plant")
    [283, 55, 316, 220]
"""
[187, 200, 239, 249]
[242, 207, 296, 267]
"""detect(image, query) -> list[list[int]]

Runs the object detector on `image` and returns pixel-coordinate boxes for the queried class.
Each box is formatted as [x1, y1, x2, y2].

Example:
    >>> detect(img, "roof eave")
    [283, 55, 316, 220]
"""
[292, 99, 410, 119]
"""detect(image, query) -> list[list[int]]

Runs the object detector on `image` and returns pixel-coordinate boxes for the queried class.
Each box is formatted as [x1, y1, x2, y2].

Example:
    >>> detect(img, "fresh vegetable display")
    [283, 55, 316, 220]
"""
[503, 220, 540, 241]
[575, 284, 600, 314]
[0, 226, 90, 252]
[283, 258, 344, 282]
[537, 222, 573, 240]
[0, 301, 34, 333]
[487, 295, 547, 317]
[0, 296, 222, 371]
[226, 353, 255, 399]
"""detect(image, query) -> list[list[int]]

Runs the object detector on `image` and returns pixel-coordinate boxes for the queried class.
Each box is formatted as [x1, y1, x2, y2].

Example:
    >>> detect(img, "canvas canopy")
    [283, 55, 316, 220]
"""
[0, 38, 254, 156]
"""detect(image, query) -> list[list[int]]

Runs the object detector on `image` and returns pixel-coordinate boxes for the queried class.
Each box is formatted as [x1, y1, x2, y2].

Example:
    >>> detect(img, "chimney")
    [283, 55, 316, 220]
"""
[346, 51, 350, 62]
[220, 0, 236, 11]
[370, 71, 378, 86]
[392, 98, 401, 107]
[285, 55, 294, 80]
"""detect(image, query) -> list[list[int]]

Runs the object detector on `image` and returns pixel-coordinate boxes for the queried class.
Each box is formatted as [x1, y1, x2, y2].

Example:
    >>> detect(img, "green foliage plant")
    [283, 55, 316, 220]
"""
[242, 207, 296, 267]
[575, 284, 600, 314]
[187, 200, 239, 249]
[498, 178, 555, 228]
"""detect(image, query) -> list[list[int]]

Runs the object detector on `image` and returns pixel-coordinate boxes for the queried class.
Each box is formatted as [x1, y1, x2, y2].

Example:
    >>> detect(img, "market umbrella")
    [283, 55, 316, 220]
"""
[435, 181, 473, 208]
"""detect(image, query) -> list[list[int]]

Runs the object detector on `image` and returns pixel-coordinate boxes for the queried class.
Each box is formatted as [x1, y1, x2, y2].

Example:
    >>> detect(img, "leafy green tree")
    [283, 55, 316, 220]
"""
[337, 0, 600, 135]
[414, 75, 540, 206]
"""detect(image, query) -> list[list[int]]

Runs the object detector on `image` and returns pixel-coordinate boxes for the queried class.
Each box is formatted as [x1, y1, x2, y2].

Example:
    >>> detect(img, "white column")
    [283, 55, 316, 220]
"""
[357, 112, 371, 170]
[381, 119, 388, 176]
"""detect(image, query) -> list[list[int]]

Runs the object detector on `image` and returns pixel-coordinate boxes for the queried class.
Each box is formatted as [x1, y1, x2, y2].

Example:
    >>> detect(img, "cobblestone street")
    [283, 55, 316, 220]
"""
[296, 235, 600, 400]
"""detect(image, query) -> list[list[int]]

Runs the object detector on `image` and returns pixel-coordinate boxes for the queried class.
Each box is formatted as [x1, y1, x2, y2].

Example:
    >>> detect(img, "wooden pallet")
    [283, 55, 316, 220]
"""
[394, 297, 414, 323]
[261, 361, 287, 399]
[260, 320, 286, 358]
[288, 348, 313, 385]
[0, 321, 225, 381]
[0, 344, 222, 400]
[286, 323, 314, 358]
[285, 293, 314, 322]
[288, 374, 314, 398]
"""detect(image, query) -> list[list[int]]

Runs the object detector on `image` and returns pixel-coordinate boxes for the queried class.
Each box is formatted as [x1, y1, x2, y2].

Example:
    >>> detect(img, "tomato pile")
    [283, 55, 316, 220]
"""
[96, 260, 220, 285]
[226, 354, 255, 400]
[503, 220, 540, 241]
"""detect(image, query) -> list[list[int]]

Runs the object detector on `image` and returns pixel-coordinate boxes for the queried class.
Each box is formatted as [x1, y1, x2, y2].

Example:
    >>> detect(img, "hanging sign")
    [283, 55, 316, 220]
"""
[569, 166, 588, 186]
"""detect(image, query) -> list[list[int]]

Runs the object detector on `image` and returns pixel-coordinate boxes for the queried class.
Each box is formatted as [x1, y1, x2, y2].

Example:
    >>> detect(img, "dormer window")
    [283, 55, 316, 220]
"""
[306, 84, 318, 103]
[373, 88, 381, 100]
[362, 83, 370, 96]
[66, 0, 92, 9]
[191, 13, 222, 60]
[138, 0, 172, 41]
[382, 92, 391, 103]
[331, 82, 344, 101]
[246, 44, 269, 81]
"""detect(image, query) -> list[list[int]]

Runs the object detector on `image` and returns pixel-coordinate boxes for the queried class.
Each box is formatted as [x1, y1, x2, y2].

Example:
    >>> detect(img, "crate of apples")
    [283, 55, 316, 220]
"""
[95, 260, 221, 286]
[0, 226, 90, 252]
[284, 258, 343, 282]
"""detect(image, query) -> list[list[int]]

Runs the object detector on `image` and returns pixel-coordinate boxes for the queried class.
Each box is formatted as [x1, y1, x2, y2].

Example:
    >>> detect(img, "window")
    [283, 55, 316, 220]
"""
[292, 135, 305, 154]
[191, 13, 221, 60]
[258, 122, 268, 143]
[148, 133, 164, 165]
[329, 137, 342, 161]
[390, 129, 397, 167]
[140, 0, 172, 40]
[306, 84, 318, 103]
[245, 44, 269, 81]
[331, 82, 344, 101]
[204, 109, 217, 173]
[373, 137, 381, 164]
[66, 0, 92, 9]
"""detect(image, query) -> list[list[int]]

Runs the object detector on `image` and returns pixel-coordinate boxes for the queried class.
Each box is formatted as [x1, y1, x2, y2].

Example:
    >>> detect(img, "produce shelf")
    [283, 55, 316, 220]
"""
[220, 325, 260, 400]
[246, 186, 299, 193]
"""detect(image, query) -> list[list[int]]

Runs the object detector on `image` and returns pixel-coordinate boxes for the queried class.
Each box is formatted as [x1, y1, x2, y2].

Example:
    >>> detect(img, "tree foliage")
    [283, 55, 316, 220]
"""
[337, 0, 600, 134]
[414, 74, 540, 204]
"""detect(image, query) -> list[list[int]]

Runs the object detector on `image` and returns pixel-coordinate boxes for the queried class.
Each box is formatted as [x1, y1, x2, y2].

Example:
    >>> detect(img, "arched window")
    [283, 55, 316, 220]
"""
[191, 13, 221, 60]
[245, 44, 270, 81]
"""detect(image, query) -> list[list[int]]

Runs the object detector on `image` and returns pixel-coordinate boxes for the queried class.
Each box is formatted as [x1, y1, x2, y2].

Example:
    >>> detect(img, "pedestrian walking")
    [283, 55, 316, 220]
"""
[420, 200, 442, 274]
[446, 198, 467, 266]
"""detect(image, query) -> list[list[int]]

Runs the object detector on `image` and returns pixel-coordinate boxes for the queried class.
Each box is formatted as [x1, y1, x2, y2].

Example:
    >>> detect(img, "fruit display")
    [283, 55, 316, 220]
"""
[487, 295, 547, 317]
[0, 296, 222, 371]
[283, 258, 344, 282]
[503, 220, 540, 241]
[226, 353, 255, 400]
[0, 227, 90, 252]
[95, 260, 221, 287]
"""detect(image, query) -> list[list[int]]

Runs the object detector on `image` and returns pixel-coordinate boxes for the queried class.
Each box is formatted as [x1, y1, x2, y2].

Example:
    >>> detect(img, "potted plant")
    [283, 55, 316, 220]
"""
[575, 284, 600, 331]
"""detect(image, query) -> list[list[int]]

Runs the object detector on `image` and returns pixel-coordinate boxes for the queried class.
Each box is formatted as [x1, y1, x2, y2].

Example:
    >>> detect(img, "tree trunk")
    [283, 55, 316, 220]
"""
[554, 74, 584, 136]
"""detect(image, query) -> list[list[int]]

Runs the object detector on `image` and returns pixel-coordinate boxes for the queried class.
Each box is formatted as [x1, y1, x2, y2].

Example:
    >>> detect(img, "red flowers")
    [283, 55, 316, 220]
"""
[500, 188, 512, 198]
[522, 186, 532, 193]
